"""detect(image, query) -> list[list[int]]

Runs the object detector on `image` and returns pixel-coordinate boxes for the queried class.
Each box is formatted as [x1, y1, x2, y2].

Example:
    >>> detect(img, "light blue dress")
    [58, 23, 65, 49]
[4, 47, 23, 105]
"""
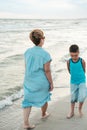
[22, 46, 52, 108]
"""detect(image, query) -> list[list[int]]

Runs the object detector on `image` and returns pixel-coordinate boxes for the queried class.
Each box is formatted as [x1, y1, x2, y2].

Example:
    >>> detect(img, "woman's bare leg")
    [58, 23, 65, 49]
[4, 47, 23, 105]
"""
[23, 107, 35, 129]
[41, 102, 48, 116]
[41, 102, 50, 118]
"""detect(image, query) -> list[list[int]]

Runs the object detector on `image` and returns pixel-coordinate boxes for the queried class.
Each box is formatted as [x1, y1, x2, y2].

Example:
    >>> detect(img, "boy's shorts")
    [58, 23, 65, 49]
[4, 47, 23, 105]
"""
[71, 83, 87, 103]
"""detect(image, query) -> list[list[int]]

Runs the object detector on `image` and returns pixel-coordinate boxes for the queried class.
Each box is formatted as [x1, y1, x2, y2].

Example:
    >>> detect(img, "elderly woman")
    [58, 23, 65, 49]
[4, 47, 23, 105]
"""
[22, 29, 53, 129]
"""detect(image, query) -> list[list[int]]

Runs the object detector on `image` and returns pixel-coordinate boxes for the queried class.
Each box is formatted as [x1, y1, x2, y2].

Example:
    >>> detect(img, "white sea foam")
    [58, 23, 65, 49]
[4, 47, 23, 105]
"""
[0, 89, 23, 109]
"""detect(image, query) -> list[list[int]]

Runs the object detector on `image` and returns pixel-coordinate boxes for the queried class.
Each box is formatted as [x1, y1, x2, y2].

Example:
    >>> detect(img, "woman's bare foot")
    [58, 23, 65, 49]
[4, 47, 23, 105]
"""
[24, 124, 35, 129]
[42, 112, 50, 119]
[67, 112, 74, 119]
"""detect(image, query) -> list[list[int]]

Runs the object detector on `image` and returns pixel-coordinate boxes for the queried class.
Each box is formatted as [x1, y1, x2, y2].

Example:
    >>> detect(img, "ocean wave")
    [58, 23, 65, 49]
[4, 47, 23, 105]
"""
[0, 89, 23, 109]
[6, 54, 23, 60]
[0, 54, 23, 64]
[0, 30, 31, 33]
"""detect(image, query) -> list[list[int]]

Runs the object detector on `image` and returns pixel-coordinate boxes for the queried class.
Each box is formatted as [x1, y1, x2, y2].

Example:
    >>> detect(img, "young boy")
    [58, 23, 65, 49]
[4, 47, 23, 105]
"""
[67, 44, 87, 119]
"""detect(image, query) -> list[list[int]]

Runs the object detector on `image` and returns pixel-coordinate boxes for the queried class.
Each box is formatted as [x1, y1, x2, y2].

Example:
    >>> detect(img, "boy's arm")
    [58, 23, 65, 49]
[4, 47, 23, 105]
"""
[67, 60, 70, 73]
[82, 59, 86, 72]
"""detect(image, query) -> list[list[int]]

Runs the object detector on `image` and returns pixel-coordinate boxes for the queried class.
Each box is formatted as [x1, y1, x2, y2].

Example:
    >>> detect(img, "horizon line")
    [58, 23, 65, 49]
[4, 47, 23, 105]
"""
[0, 18, 87, 20]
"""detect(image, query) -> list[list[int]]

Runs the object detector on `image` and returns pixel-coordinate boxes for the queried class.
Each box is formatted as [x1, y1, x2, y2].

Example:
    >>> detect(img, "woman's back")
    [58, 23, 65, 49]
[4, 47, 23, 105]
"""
[23, 46, 52, 91]
[24, 46, 51, 77]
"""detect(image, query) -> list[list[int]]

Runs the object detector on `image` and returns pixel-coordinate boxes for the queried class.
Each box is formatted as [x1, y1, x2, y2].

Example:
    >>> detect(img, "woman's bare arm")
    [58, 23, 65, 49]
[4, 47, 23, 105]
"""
[67, 60, 70, 73]
[44, 62, 53, 91]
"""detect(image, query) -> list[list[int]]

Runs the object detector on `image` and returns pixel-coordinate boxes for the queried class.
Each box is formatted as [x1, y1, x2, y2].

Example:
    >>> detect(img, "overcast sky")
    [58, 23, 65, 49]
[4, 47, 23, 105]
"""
[0, 0, 87, 19]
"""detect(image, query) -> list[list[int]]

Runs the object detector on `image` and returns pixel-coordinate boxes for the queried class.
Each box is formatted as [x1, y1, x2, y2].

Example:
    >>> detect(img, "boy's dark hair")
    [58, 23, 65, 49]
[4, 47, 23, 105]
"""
[69, 44, 79, 52]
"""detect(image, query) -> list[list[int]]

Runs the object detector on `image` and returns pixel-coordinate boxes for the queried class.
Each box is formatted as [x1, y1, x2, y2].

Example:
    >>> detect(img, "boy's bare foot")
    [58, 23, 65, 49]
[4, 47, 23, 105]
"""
[24, 125, 35, 129]
[79, 111, 83, 118]
[42, 112, 50, 119]
[67, 112, 74, 119]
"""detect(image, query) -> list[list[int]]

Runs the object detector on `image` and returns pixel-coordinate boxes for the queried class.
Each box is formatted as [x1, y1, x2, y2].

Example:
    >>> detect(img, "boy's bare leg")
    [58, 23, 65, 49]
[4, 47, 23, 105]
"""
[67, 103, 75, 119]
[23, 107, 35, 129]
[41, 102, 50, 118]
[79, 102, 84, 117]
